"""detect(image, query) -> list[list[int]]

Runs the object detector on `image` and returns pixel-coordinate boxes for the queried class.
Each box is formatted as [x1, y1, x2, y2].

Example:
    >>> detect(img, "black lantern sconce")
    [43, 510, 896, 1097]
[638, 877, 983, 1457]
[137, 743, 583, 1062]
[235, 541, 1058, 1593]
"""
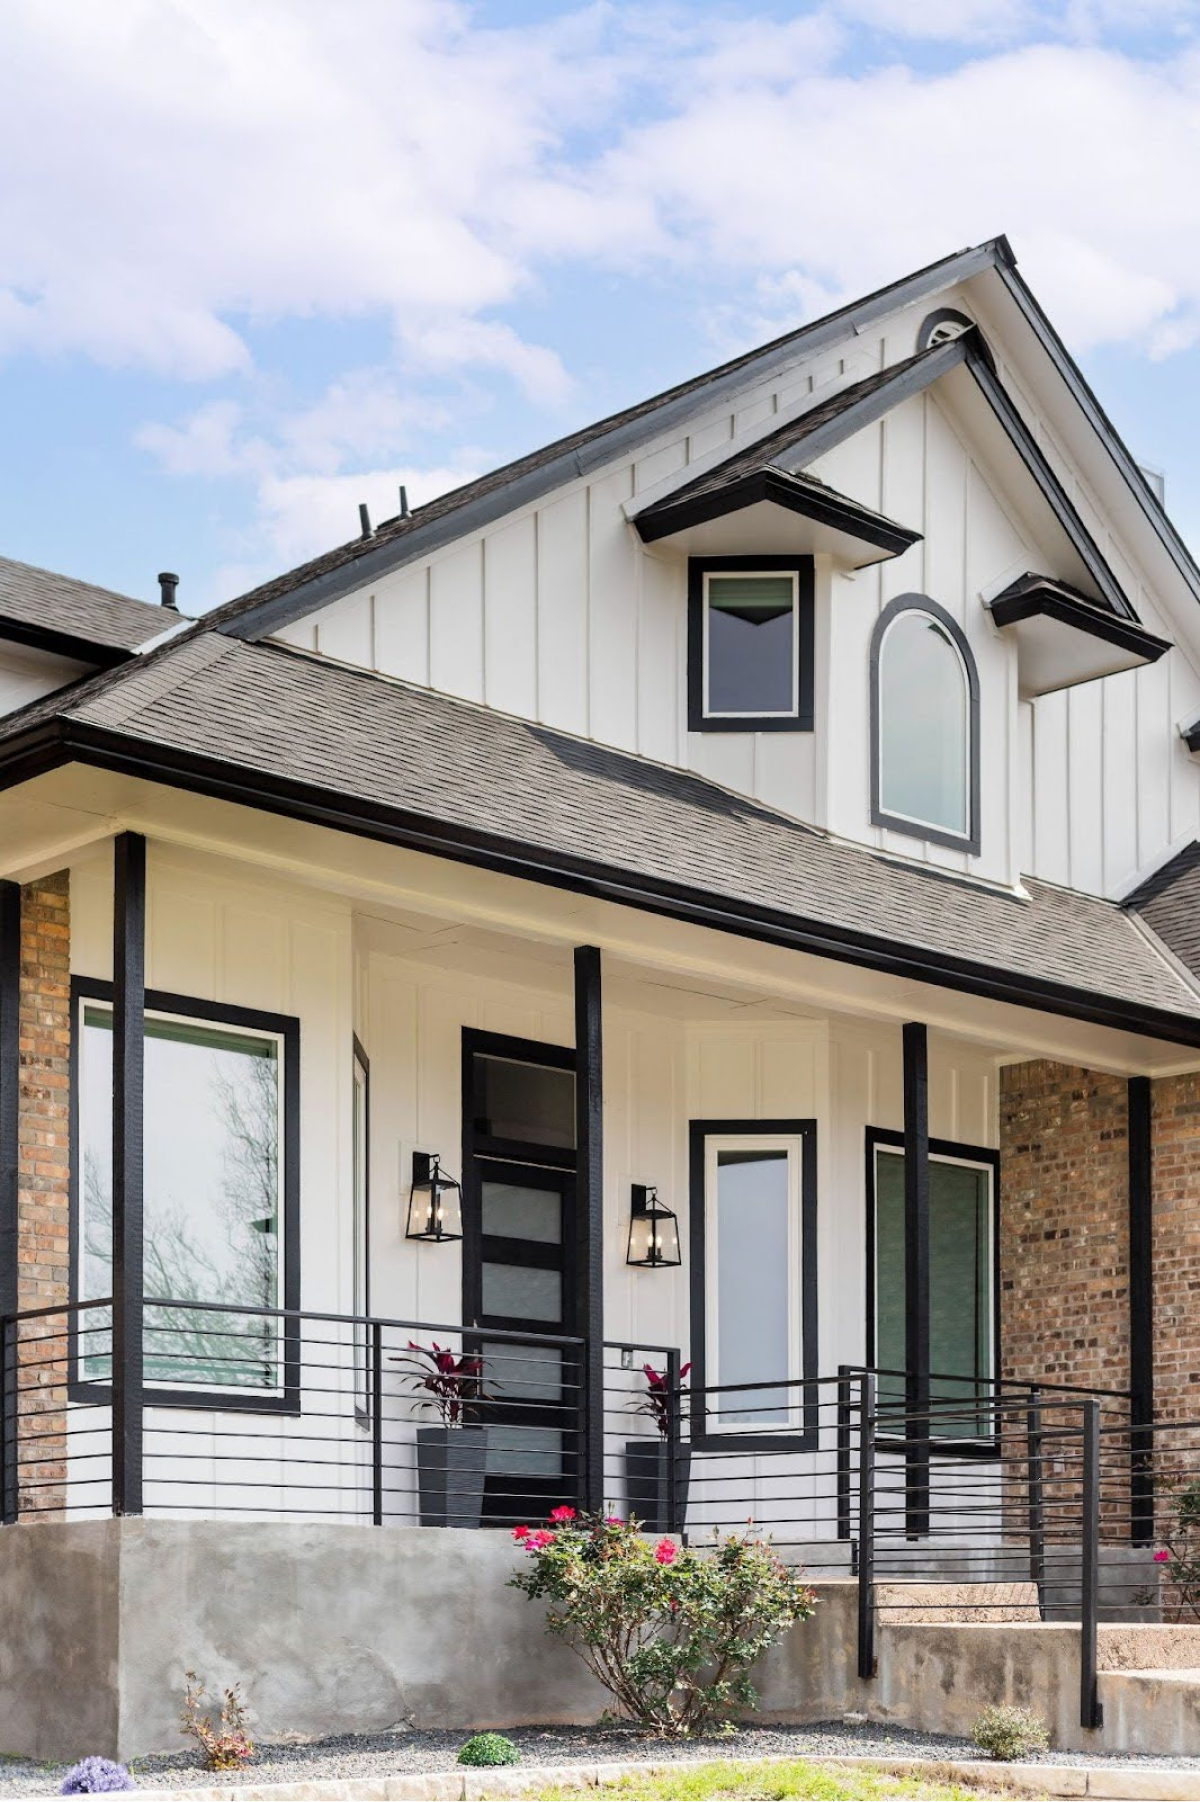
[625, 1183, 681, 1269]
[406, 1151, 463, 1243]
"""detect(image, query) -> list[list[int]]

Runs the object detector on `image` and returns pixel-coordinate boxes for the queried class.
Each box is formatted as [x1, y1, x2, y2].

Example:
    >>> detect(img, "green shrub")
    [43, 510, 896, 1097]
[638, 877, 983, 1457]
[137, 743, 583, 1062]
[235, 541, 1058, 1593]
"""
[971, 1704, 1049, 1761]
[457, 1733, 520, 1767]
[509, 1508, 816, 1738]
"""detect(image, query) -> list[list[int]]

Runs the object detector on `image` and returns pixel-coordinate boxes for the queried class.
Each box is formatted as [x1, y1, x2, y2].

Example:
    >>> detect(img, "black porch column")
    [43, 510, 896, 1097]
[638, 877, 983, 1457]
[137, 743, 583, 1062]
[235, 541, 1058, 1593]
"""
[1128, 1075, 1154, 1544]
[574, 945, 604, 1513]
[112, 833, 146, 1517]
[0, 881, 20, 1524]
[903, 1021, 931, 1540]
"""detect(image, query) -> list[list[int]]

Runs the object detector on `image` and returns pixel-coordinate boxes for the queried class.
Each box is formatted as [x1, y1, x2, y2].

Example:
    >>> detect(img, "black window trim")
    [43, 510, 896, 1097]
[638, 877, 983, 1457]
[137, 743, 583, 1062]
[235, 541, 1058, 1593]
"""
[688, 1117, 819, 1453]
[864, 1125, 1001, 1462]
[869, 593, 982, 856]
[687, 555, 815, 734]
[68, 974, 302, 1416]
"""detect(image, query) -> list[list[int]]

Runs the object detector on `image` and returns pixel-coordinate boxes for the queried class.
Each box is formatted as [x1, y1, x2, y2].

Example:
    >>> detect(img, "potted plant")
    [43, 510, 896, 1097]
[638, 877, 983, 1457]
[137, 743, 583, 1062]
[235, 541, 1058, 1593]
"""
[397, 1340, 490, 1528]
[626, 1360, 690, 1532]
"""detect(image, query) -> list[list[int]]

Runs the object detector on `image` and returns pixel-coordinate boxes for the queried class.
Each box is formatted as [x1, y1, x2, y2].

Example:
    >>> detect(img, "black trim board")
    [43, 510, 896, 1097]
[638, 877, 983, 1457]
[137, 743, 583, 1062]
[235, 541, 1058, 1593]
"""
[68, 975, 302, 1416]
[0, 614, 133, 671]
[988, 580, 1170, 664]
[869, 595, 982, 856]
[688, 1118, 818, 1453]
[687, 555, 815, 733]
[864, 1125, 1002, 1460]
[7, 718, 1200, 1050]
[635, 468, 920, 559]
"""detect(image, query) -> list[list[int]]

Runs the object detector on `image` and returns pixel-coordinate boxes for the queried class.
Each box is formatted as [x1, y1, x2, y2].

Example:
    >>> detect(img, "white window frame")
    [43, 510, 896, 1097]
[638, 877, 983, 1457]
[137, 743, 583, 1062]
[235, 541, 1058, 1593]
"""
[77, 993, 290, 1402]
[702, 569, 801, 721]
[703, 1131, 806, 1436]
[875, 605, 973, 842]
[872, 1142, 997, 1441]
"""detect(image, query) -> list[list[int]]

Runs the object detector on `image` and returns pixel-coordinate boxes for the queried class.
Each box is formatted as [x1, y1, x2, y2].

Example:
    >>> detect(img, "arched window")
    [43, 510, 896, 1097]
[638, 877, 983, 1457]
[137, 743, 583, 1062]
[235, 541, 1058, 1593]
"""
[871, 595, 979, 853]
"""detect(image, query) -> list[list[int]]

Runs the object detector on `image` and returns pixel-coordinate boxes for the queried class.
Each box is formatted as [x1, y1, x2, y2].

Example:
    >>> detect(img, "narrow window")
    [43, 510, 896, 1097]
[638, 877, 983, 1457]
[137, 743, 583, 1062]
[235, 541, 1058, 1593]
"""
[76, 987, 297, 1400]
[871, 595, 979, 851]
[690, 1120, 817, 1446]
[870, 1134, 996, 1440]
[688, 558, 814, 732]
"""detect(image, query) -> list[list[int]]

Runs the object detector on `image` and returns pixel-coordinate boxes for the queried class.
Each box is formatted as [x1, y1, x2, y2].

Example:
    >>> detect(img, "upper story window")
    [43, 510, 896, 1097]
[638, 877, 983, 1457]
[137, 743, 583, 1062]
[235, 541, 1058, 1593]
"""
[688, 556, 814, 733]
[870, 594, 980, 855]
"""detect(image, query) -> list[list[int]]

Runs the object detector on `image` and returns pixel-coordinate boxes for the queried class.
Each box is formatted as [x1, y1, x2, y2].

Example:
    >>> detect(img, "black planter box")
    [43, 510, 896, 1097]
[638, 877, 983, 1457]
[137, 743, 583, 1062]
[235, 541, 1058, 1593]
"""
[625, 1438, 690, 1534]
[415, 1425, 489, 1528]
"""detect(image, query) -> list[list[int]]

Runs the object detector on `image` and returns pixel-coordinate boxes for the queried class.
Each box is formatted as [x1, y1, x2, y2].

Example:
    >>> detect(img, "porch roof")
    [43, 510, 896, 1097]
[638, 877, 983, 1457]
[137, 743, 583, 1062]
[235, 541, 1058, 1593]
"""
[2, 630, 1199, 1044]
[0, 555, 167, 663]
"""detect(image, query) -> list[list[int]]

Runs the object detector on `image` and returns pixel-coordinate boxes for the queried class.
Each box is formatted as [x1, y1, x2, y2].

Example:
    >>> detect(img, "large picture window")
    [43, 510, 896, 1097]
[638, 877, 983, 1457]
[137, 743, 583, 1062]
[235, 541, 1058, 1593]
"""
[73, 981, 299, 1405]
[688, 557, 814, 733]
[868, 1130, 998, 1441]
[688, 1119, 818, 1449]
[870, 594, 980, 852]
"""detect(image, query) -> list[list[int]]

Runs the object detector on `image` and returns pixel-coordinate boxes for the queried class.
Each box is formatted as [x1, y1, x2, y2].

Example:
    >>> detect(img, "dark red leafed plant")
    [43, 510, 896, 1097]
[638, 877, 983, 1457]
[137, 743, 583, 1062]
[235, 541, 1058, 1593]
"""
[398, 1339, 486, 1427]
[630, 1361, 691, 1438]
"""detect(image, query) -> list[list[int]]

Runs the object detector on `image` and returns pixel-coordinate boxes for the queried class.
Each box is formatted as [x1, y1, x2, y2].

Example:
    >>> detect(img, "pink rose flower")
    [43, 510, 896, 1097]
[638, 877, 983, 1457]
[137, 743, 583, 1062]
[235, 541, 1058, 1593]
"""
[605, 1515, 625, 1527]
[549, 1505, 577, 1522]
[654, 1538, 678, 1565]
[511, 1524, 531, 1542]
[525, 1529, 554, 1551]
[1154, 1548, 1171, 1563]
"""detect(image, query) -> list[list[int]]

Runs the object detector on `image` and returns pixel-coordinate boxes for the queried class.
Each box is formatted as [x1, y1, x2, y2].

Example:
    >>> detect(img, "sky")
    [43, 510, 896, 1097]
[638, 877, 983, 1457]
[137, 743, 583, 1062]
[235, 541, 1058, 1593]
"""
[3, 0, 1200, 614]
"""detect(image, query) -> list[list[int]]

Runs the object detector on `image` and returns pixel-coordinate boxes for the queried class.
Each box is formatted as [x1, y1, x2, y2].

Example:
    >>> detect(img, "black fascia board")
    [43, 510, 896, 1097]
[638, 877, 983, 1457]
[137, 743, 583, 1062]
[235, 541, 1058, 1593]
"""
[0, 614, 132, 670]
[215, 244, 1005, 646]
[988, 581, 1171, 664]
[634, 467, 921, 557]
[5, 713, 1200, 1051]
[1183, 718, 1200, 755]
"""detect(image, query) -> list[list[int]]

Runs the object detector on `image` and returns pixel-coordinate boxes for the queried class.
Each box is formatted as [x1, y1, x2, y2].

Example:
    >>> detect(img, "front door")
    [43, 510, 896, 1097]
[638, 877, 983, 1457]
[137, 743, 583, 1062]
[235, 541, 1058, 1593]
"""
[462, 1031, 578, 1523]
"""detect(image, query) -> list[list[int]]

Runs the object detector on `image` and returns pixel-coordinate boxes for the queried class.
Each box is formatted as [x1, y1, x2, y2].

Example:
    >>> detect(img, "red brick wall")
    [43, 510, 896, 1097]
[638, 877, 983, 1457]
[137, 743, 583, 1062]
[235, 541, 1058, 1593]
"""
[1149, 1071, 1200, 1428]
[16, 871, 70, 1515]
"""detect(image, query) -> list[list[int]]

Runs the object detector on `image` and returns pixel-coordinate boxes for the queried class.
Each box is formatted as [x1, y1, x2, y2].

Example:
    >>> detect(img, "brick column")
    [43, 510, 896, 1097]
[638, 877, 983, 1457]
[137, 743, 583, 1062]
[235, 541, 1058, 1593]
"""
[16, 872, 71, 1516]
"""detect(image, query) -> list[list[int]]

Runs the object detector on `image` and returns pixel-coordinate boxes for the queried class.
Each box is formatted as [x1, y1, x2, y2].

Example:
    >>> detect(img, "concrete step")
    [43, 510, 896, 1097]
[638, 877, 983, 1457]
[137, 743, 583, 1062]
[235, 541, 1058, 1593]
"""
[875, 1580, 1040, 1623]
[1099, 1626, 1200, 1672]
[1099, 1665, 1200, 1757]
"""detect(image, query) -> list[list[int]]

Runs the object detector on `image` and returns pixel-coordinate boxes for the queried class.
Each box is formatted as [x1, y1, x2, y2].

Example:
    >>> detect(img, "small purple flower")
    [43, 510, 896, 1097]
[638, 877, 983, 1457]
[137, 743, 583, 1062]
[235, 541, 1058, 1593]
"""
[61, 1756, 135, 1794]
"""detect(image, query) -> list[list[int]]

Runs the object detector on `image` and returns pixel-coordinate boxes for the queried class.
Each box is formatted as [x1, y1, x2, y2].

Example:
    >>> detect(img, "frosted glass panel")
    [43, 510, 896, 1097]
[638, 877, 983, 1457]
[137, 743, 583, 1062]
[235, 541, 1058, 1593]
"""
[482, 1262, 562, 1323]
[706, 575, 797, 717]
[715, 1149, 790, 1424]
[482, 1181, 561, 1244]
[879, 611, 969, 836]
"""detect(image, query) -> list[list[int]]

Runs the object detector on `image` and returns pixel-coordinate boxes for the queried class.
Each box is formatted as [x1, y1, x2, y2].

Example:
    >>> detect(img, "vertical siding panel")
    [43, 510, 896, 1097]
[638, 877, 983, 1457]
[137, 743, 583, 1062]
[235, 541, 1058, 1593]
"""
[1102, 671, 1138, 891]
[374, 563, 430, 686]
[1031, 692, 1070, 885]
[588, 467, 639, 751]
[1016, 698, 1034, 877]
[429, 543, 484, 702]
[1067, 684, 1104, 894]
[1135, 654, 1171, 870]
[638, 552, 681, 764]
[687, 416, 734, 461]
[314, 590, 373, 666]
[696, 1035, 754, 1120]
[483, 515, 538, 718]
[536, 489, 589, 734]
[923, 400, 966, 617]
[220, 905, 287, 1014]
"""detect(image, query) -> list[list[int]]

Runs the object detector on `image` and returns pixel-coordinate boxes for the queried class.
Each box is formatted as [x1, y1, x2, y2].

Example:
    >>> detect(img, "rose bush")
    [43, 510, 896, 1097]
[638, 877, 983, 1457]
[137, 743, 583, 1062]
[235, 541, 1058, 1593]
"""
[508, 1507, 815, 1737]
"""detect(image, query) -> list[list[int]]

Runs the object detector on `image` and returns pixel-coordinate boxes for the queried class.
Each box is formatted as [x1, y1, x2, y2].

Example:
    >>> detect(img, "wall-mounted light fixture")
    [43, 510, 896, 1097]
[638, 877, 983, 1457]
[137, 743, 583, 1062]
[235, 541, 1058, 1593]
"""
[406, 1152, 463, 1243]
[625, 1184, 681, 1269]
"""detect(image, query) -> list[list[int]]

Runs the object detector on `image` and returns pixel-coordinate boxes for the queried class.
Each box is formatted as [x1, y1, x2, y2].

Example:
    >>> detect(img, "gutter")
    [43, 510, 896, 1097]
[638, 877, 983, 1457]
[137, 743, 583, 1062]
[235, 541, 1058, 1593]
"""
[5, 715, 1200, 1051]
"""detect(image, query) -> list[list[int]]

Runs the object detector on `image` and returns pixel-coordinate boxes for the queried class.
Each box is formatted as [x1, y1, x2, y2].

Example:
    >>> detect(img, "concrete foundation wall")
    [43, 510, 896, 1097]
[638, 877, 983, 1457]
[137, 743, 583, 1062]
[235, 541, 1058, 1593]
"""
[0, 1521, 1196, 1763]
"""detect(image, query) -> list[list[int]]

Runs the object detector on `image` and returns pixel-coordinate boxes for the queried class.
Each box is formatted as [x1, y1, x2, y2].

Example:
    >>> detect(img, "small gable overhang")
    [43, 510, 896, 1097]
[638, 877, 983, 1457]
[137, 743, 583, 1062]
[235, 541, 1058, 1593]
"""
[987, 574, 1171, 696]
[631, 466, 920, 566]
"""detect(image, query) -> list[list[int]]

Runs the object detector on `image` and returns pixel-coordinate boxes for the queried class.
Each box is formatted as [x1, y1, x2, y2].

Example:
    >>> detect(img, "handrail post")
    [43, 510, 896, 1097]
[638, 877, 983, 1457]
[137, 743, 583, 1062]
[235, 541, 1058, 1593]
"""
[1026, 1388, 1045, 1618]
[836, 1364, 852, 1543]
[1080, 1399, 1104, 1731]
[371, 1320, 384, 1527]
[0, 1316, 15, 1525]
[665, 1347, 682, 1536]
[857, 1370, 877, 1680]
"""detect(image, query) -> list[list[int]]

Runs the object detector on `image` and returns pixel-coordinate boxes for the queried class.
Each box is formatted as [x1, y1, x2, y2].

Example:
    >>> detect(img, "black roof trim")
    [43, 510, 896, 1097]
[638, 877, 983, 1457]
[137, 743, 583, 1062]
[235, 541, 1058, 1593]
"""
[209, 242, 1006, 644]
[3, 708, 1200, 1050]
[0, 614, 130, 671]
[987, 575, 1171, 664]
[1182, 718, 1200, 755]
[634, 467, 921, 557]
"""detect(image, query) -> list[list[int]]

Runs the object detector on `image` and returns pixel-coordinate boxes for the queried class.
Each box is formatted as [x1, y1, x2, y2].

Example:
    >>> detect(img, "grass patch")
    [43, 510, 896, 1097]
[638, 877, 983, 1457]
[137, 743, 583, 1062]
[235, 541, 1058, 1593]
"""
[516, 1755, 1012, 1800]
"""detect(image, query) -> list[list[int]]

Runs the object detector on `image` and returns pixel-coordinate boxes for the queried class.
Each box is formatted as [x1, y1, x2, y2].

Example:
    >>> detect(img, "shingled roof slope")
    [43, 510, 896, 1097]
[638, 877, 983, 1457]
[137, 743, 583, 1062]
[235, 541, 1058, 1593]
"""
[0, 555, 167, 655]
[13, 633, 1197, 1030]
[1126, 842, 1200, 980]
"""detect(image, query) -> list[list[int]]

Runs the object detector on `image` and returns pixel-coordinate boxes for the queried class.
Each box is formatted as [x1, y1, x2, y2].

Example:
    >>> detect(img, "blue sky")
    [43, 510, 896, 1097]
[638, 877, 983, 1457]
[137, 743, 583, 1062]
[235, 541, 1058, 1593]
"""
[2, 0, 1200, 612]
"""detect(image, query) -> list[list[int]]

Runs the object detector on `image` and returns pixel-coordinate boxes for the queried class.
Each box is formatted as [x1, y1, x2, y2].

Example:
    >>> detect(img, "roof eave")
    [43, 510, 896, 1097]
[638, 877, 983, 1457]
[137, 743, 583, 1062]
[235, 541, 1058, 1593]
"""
[0, 615, 133, 670]
[633, 469, 921, 559]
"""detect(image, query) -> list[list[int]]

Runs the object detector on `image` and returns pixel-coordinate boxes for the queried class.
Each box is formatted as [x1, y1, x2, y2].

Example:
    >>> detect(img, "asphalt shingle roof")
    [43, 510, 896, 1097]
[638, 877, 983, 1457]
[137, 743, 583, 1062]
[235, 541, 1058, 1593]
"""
[1125, 843, 1200, 980]
[0, 556, 167, 655]
[14, 631, 1196, 1030]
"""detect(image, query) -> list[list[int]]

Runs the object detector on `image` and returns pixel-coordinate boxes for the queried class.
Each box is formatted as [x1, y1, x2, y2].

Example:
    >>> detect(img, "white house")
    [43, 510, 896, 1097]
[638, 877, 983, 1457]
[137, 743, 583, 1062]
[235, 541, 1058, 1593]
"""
[4, 235, 1200, 1756]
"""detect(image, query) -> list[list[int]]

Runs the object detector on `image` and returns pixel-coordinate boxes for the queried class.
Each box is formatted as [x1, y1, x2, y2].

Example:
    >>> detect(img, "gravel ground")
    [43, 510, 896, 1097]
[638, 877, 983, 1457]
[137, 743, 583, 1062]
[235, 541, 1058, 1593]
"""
[5, 1719, 1200, 1796]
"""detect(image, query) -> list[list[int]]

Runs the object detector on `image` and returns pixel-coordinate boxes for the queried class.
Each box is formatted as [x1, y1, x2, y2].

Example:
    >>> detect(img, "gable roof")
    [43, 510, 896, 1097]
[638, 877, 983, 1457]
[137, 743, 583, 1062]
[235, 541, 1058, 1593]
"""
[1125, 842, 1200, 980]
[0, 556, 168, 666]
[206, 241, 1007, 643]
[3, 631, 1198, 1046]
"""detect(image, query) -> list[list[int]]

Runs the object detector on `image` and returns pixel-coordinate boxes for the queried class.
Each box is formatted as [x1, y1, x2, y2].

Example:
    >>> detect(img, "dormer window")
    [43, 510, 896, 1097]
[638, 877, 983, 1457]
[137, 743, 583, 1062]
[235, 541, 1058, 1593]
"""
[687, 556, 814, 733]
[870, 594, 980, 854]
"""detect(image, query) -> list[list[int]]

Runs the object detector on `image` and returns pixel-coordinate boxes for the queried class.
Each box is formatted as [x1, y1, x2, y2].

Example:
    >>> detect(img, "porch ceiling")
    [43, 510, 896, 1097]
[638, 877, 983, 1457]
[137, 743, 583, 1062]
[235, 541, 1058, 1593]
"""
[5, 763, 1200, 1077]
